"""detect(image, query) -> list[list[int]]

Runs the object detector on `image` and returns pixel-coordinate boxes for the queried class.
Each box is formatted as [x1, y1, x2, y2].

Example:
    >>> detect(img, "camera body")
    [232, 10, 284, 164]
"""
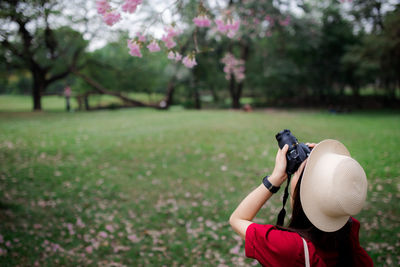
[275, 129, 311, 175]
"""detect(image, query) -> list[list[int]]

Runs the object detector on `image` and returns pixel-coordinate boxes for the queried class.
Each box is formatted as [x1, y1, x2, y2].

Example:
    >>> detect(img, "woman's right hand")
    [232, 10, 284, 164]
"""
[269, 144, 289, 186]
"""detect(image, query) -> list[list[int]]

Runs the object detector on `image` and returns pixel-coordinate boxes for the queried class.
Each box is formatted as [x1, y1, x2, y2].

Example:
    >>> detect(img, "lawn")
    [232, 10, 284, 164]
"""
[0, 96, 399, 266]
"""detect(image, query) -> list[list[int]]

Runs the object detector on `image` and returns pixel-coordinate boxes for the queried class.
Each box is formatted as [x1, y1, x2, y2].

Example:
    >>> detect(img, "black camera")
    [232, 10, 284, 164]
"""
[275, 129, 311, 175]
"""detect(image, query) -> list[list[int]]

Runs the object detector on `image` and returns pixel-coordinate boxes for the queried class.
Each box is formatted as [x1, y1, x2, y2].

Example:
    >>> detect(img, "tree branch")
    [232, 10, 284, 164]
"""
[72, 69, 159, 108]
[45, 46, 84, 86]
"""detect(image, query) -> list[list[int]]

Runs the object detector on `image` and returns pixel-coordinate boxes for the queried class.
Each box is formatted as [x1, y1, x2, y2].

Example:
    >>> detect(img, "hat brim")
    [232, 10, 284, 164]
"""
[300, 139, 351, 232]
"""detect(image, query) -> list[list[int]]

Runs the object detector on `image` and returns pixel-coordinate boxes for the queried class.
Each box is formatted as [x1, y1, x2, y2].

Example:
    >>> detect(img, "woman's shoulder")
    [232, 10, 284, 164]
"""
[245, 223, 327, 267]
[246, 223, 303, 246]
[246, 223, 302, 253]
[245, 223, 309, 266]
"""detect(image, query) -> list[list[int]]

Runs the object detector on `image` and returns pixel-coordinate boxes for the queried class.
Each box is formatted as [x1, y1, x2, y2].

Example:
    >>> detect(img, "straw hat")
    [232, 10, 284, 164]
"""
[300, 139, 368, 232]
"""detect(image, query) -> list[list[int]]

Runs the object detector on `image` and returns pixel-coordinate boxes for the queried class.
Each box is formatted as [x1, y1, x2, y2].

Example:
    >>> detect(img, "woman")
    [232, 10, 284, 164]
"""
[229, 140, 373, 266]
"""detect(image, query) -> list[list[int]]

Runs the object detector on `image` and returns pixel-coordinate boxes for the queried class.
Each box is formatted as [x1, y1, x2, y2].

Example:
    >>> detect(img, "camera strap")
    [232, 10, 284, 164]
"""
[276, 173, 291, 226]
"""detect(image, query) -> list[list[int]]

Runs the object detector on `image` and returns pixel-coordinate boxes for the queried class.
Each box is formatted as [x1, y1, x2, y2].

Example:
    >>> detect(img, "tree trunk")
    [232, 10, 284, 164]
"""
[32, 68, 46, 111]
[228, 76, 240, 109]
[84, 95, 90, 110]
[32, 85, 42, 111]
[229, 42, 249, 109]
[163, 78, 176, 109]
[236, 82, 244, 108]
[194, 87, 201, 109]
[228, 75, 243, 109]
[232, 95, 240, 109]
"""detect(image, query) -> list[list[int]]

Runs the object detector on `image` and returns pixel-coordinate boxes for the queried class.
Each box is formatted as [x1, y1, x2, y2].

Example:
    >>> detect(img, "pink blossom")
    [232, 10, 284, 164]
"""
[51, 243, 61, 252]
[229, 244, 241, 254]
[105, 224, 115, 233]
[174, 52, 182, 62]
[167, 52, 182, 62]
[215, 19, 228, 33]
[279, 16, 291, 26]
[91, 240, 100, 249]
[128, 234, 141, 243]
[136, 32, 146, 42]
[103, 11, 121, 26]
[164, 26, 181, 38]
[96, 0, 110, 15]
[147, 41, 161, 52]
[85, 245, 93, 254]
[161, 35, 176, 49]
[264, 15, 275, 26]
[215, 19, 240, 38]
[127, 40, 142, 57]
[167, 51, 175, 60]
[122, 0, 142, 14]
[98, 231, 108, 238]
[193, 15, 211, 28]
[182, 55, 197, 68]
[160, 26, 180, 49]
[76, 217, 85, 228]
[226, 20, 240, 38]
[227, 30, 235, 39]
[67, 223, 75, 235]
[221, 53, 245, 82]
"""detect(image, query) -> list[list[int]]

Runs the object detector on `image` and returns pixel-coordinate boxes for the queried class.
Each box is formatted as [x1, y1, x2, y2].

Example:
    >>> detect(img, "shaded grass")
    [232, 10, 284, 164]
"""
[0, 94, 164, 112]
[0, 105, 399, 266]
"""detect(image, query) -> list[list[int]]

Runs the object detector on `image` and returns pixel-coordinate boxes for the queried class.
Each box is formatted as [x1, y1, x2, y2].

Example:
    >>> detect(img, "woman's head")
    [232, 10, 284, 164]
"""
[289, 139, 368, 232]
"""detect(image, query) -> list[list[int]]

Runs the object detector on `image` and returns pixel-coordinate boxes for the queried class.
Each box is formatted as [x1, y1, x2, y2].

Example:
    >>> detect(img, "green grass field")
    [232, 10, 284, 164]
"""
[0, 96, 399, 266]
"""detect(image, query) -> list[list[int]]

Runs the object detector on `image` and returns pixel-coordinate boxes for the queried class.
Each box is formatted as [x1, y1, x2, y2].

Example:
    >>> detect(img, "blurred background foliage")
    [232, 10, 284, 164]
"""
[0, 0, 399, 110]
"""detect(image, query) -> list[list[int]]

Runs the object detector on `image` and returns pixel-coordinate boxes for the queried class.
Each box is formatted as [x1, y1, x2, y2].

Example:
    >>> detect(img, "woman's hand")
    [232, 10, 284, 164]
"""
[290, 142, 317, 197]
[269, 144, 289, 186]
[305, 142, 316, 149]
[291, 143, 316, 181]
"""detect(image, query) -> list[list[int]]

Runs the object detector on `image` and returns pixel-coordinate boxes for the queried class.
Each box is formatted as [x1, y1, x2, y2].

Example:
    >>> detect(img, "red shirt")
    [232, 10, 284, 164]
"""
[245, 218, 373, 267]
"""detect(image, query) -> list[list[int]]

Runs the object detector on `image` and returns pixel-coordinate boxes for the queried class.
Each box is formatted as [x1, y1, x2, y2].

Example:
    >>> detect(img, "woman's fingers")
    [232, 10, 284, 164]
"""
[305, 142, 316, 148]
[282, 144, 289, 153]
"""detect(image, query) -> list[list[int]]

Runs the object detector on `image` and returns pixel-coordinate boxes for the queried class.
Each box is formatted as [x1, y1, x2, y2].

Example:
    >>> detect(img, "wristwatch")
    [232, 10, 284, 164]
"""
[262, 175, 280, 193]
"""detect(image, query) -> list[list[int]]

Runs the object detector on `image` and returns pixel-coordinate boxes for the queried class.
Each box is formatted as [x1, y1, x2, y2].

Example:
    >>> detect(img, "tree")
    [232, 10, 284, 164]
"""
[0, 0, 87, 111]
[95, 0, 293, 109]
[72, 36, 174, 109]
[342, 2, 400, 100]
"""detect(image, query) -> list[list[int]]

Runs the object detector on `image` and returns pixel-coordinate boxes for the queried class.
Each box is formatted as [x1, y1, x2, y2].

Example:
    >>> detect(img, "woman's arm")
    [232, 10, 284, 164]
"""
[229, 145, 289, 239]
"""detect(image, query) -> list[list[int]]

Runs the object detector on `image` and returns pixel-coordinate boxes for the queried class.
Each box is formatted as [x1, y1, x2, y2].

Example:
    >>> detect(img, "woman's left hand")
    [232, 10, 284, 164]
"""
[290, 142, 317, 189]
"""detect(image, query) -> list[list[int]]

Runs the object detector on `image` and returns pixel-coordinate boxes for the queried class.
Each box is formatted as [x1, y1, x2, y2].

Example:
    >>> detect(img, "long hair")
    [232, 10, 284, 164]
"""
[284, 171, 354, 267]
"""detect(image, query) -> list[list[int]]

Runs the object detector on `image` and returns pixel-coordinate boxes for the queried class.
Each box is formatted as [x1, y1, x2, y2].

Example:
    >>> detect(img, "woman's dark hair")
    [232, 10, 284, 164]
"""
[283, 171, 354, 267]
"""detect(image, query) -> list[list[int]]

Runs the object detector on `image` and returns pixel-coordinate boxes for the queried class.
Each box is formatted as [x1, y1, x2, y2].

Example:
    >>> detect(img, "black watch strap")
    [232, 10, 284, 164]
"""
[262, 175, 280, 193]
